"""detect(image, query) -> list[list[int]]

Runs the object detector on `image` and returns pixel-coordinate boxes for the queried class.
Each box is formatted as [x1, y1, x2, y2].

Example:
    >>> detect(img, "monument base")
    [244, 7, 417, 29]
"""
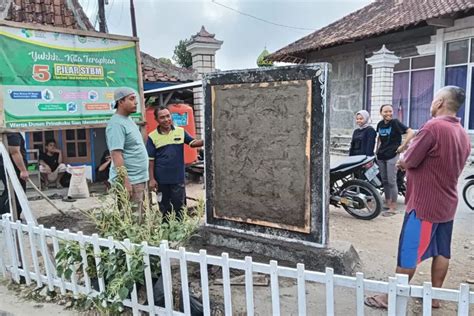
[187, 226, 360, 275]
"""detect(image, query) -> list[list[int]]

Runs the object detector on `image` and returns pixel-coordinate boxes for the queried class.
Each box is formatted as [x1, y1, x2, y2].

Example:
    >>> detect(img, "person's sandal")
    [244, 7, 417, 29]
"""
[382, 210, 397, 217]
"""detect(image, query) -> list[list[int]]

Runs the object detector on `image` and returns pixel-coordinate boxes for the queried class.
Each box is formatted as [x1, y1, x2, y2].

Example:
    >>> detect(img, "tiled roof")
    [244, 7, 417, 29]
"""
[268, 0, 474, 62]
[3, 0, 95, 31]
[189, 25, 223, 45]
[141, 52, 198, 83]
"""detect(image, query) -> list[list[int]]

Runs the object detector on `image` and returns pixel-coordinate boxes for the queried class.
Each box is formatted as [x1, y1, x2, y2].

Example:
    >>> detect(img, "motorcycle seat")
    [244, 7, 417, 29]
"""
[330, 155, 367, 172]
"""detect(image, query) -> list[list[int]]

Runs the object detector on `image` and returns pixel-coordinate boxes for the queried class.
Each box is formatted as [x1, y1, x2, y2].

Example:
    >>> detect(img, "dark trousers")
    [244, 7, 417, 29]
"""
[0, 166, 26, 219]
[158, 183, 186, 220]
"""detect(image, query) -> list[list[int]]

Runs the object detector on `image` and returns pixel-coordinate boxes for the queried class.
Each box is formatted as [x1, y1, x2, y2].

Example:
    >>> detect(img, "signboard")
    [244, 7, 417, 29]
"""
[0, 23, 142, 129]
[204, 64, 330, 246]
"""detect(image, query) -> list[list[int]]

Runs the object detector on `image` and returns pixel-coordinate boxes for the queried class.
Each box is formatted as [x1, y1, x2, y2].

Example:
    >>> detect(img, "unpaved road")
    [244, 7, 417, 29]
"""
[1, 164, 473, 315]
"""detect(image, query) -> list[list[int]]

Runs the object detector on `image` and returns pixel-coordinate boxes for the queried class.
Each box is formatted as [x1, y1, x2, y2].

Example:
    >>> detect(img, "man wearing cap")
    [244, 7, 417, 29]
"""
[106, 87, 148, 212]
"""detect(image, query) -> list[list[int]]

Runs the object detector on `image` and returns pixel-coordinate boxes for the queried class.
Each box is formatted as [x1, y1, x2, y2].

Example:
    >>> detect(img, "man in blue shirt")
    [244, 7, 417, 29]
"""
[147, 106, 203, 219]
[106, 87, 149, 216]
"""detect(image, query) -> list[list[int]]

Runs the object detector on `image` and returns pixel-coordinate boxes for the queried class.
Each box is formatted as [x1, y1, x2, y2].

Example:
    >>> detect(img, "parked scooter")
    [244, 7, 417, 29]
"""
[330, 155, 383, 220]
[463, 175, 474, 210]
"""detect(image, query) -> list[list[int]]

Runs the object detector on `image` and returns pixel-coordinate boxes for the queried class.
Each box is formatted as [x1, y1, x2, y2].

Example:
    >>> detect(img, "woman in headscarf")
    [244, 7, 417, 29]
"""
[349, 110, 376, 156]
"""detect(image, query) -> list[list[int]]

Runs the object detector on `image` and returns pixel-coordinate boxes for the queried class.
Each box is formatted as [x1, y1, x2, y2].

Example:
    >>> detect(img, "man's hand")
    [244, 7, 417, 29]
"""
[396, 159, 406, 171]
[396, 144, 407, 154]
[124, 178, 132, 196]
[20, 170, 29, 181]
[149, 178, 158, 192]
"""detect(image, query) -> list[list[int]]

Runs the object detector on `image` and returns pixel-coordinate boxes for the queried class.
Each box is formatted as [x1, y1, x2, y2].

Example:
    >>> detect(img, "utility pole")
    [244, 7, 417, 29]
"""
[130, 0, 137, 37]
[98, 0, 107, 32]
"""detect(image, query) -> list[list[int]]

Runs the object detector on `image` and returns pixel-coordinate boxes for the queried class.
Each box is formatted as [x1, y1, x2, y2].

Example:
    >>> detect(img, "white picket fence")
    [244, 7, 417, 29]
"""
[0, 216, 473, 316]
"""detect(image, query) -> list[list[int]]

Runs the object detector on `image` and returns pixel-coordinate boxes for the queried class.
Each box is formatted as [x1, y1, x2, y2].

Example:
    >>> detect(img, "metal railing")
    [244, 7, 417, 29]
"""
[1, 216, 473, 315]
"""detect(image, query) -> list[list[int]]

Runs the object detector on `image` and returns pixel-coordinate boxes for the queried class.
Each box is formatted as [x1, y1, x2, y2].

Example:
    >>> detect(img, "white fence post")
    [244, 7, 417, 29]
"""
[160, 241, 173, 315]
[199, 249, 211, 315]
[179, 247, 191, 316]
[458, 283, 470, 316]
[77, 231, 91, 294]
[124, 238, 139, 316]
[50, 227, 66, 295]
[39, 225, 54, 291]
[222, 253, 232, 316]
[387, 277, 398, 316]
[297, 263, 307, 315]
[244, 256, 254, 316]
[15, 221, 31, 285]
[0, 218, 6, 278]
[395, 274, 409, 316]
[421, 282, 432, 316]
[4, 217, 19, 283]
[356, 272, 365, 316]
[325, 267, 335, 316]
[92, 233, 106, 294]
[28, 223, 42, 287]
[142, 241, 156, 315]
[270, 260, 280, 315]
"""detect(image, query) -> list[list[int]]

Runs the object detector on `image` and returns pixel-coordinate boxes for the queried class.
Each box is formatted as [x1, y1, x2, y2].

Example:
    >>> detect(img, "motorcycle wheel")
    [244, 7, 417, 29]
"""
[340, 179, 383, 220]
[463, 180, 474, 211]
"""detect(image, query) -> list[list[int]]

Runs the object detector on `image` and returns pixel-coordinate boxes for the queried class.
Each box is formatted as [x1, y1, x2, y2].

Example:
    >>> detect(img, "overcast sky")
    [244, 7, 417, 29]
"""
[78, 0, 373, 70]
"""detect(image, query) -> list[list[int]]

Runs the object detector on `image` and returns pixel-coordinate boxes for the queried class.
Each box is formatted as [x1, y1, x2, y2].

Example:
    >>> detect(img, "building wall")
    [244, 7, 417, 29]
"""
[307, 49, 366, 133]
[305, 27, 435, 133]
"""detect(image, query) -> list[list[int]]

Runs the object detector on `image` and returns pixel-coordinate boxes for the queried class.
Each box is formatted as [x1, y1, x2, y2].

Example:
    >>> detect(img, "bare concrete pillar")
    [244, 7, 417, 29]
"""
[187, 26, 223, 139]
[366, 45, 400, 126]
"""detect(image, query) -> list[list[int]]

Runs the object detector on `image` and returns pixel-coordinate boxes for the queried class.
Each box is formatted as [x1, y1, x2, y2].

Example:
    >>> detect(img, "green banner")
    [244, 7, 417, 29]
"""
[0, 26, 142, 128]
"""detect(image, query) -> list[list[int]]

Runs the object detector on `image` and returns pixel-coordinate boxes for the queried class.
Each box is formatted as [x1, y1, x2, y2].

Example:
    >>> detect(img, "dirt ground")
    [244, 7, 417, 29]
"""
[1, 164, 473, 315]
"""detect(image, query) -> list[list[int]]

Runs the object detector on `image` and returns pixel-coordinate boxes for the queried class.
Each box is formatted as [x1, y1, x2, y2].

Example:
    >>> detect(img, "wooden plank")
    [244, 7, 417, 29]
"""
[2, 134, 18, 222]
[64, 229, 79, 298]
[356, 272, 364, 316]
[270, 260, 280, 315]
[51, 227, 66, 295]
[92, 234, 105, 293]
[124, 239, 139, 316]
[199, 250, 211, 315]
[160, 241, 174, 315]
[244, 256, 255, 316]
[142, 242, 156, 315]
[179, 247, 191, 316]
[0, 218, 7, 278]
[39, 225, 54, 290]
[0, 20, 138, 41]
[4, 218, 19, 282]
[77, 231, 91, 293]
[27, 223, 42, 287]
[296, 263, 307, 315]
[222, 253, 232, 316]
[325, 267, 334, 316]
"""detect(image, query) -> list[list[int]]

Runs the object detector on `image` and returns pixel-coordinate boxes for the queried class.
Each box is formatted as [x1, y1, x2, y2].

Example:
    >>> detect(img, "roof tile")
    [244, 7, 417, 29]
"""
[269, 0, 474, 61]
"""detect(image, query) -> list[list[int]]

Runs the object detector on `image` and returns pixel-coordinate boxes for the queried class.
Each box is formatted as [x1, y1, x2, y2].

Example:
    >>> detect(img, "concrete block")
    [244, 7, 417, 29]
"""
[187, 226, 361, 275]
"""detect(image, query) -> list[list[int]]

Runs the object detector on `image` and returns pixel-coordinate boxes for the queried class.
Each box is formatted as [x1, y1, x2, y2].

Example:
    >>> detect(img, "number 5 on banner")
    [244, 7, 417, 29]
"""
[32, 64, 51, 82]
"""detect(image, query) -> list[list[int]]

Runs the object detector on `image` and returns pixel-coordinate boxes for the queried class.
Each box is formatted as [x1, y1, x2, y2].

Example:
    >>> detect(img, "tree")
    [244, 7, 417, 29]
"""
[173, 39, 192, 68]
[158, 57, 173, 65]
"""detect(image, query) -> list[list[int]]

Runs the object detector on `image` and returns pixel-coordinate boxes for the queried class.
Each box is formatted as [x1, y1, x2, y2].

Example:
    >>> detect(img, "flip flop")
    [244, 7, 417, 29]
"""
[382, 211, 397, 217]
[364, 295, 388, 309]
[62, 196, 76, 203]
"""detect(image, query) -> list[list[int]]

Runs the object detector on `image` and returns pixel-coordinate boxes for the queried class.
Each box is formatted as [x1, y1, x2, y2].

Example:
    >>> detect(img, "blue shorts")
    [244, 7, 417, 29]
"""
[397, 210, 453, 269]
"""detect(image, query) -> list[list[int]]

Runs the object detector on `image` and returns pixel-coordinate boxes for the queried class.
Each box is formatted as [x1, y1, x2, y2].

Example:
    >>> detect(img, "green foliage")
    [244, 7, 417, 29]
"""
[173, 38, 193, 68]
[158, 57, 173, 65]
[55, 166, 203, 314]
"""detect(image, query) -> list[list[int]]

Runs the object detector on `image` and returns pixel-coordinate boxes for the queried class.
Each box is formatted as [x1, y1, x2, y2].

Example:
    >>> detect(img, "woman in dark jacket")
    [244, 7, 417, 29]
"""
[349, 110, 376, 156]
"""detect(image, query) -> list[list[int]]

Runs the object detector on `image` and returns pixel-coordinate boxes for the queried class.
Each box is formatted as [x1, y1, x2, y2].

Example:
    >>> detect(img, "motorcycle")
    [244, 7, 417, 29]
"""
[330, 155, 383, 220]
[463, 175, 474, 210]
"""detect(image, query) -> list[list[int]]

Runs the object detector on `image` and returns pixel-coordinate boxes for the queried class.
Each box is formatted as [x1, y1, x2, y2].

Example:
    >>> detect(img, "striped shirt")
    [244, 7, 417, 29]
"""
[403, 116, 470, 223]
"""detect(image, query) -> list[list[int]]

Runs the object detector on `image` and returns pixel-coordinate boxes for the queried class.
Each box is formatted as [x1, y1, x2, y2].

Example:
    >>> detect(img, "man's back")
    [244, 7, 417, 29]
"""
[405, 116, 470, 222]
